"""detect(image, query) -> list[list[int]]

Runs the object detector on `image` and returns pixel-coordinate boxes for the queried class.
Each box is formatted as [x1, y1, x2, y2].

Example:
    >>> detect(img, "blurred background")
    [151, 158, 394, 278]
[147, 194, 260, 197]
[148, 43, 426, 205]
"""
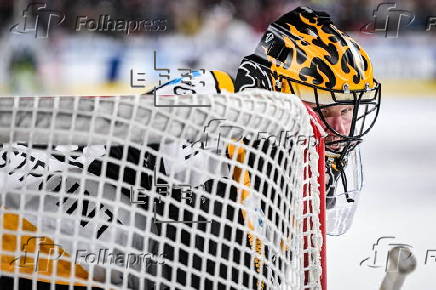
[1, 0, 435, 95]
[0, 0, 435, 289]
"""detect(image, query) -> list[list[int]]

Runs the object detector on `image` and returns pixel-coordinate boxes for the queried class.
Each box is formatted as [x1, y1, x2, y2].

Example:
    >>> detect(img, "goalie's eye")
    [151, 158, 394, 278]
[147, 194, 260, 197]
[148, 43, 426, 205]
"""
[320, 106, 353, 118]
[341, 107, 353, 116]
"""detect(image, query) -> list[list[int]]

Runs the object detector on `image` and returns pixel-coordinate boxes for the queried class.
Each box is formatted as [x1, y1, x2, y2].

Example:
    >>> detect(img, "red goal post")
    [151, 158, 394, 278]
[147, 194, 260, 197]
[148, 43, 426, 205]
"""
[0, 89, 326, 289]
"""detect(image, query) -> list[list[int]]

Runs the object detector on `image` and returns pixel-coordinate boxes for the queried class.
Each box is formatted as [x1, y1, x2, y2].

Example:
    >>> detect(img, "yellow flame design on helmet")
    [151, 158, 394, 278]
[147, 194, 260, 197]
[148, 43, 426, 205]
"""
[257, 7, 375, 101]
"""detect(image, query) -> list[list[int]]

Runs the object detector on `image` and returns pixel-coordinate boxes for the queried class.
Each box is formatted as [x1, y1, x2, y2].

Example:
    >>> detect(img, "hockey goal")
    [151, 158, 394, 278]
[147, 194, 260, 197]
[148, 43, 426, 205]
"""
[0, 89, 326, 289]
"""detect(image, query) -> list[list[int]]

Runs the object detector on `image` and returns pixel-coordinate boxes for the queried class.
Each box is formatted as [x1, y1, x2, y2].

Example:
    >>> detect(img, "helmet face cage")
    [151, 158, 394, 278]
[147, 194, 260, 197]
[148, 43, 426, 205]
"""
[284, 76, 381, 157]
[315, 82, 381, 154]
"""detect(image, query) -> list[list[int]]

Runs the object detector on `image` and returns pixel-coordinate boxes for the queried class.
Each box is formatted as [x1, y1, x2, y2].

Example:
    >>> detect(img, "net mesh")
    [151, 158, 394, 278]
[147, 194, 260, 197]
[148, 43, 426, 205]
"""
[0, 90, 324, 289]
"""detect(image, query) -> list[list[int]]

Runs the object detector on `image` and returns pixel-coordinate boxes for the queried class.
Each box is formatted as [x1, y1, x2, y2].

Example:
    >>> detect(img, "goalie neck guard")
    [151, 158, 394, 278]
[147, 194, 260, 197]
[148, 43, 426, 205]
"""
[235, 6, 381, 156]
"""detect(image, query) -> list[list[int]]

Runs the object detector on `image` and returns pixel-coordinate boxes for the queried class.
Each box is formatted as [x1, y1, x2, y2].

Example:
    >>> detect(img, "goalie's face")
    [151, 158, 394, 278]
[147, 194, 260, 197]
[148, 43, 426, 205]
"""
[318, 105, 353, 151]
[305, 102, 353, 151]
[295, 78, 381, 157]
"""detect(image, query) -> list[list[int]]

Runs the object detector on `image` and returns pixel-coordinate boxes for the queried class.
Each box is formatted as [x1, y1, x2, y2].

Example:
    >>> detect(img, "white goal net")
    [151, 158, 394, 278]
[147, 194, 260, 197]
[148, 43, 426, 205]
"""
[0, 89, 325, 289]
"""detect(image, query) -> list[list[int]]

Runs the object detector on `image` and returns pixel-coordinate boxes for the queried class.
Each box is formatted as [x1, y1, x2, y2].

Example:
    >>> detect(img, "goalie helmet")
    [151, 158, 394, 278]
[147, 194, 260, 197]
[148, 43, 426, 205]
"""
[237, 6, 381, 157]
[235, 7, 381, 235]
